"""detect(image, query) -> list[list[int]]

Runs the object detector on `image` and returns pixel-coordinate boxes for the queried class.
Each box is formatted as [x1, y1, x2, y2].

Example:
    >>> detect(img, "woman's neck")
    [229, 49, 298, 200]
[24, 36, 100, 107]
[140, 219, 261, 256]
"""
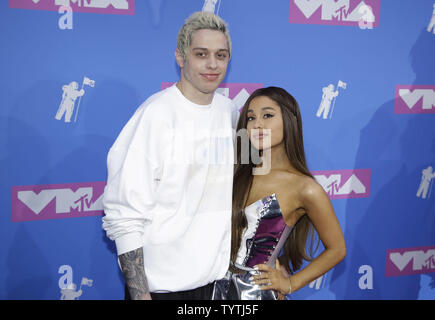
[253, 142, 295, 175]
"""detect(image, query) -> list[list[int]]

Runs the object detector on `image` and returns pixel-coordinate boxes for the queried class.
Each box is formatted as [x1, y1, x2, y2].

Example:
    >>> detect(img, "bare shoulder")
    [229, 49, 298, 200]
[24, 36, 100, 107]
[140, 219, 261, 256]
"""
[269, 170, 318, 192]
[298, 176, 326, 202]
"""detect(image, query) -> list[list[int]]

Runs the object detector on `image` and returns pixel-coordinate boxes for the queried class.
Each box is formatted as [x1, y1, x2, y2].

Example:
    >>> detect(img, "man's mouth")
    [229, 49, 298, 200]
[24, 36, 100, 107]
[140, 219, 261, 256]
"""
[201, 73, 220, 81]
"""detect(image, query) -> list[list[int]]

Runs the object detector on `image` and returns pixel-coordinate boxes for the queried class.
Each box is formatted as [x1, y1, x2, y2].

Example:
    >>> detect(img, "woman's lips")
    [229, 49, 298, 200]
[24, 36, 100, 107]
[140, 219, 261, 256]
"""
[253, 133, 268, 140]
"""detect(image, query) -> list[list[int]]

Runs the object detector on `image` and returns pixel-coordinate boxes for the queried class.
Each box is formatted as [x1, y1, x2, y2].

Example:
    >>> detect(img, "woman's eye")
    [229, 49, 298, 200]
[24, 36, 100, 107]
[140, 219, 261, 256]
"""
[196, 52, 206, 57]
[247, 116, 255, 121]
[264, 113, 274, 118]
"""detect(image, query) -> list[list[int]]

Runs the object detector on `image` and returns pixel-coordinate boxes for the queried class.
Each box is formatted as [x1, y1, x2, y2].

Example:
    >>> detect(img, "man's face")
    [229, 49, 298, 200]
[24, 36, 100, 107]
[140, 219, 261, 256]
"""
[176, 29, 230, 100]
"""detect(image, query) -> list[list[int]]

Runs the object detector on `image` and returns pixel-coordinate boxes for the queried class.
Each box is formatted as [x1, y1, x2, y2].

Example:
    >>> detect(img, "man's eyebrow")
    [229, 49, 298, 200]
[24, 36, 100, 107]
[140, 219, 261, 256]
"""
[192, 47, 229, 52]
[247, 106, 276, 113]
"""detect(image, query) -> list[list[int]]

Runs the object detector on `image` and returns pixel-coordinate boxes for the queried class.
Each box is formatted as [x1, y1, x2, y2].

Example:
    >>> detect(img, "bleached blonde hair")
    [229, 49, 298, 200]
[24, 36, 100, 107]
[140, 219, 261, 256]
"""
[177, 11, 232, 60]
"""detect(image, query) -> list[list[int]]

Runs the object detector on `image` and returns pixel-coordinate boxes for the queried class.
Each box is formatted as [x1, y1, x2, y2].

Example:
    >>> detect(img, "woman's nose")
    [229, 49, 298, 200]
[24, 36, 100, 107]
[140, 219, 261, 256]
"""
[253, 118, 263, 129]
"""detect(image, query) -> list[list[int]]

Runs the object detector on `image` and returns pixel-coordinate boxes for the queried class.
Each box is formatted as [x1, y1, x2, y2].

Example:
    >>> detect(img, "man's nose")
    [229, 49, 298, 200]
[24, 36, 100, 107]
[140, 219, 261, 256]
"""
[206, 55, 218, 69]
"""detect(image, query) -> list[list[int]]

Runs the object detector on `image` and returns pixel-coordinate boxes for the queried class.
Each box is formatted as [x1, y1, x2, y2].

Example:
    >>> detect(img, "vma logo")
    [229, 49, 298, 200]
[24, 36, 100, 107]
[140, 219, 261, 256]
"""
[395, 85, 435, 114]
[161, 82, 264, 112]
[11, 182, 105, 222]
[312, 169, 371, 199]
[386, 245, 435, 277]
[9, 0, 135, 15]
[289, 0, 380, 28]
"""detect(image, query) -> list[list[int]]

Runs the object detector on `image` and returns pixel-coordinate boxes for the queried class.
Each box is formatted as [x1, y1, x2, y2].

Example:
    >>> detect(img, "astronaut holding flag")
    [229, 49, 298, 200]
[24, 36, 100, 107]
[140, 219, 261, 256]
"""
[316, 80, 347, 120]
[55, 76, 95, 123]
[55, 81, 85, 123]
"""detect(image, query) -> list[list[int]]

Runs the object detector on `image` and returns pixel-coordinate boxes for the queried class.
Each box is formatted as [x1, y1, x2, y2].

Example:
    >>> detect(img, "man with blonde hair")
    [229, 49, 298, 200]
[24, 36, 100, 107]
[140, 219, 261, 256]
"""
[102, 11, 236, 300]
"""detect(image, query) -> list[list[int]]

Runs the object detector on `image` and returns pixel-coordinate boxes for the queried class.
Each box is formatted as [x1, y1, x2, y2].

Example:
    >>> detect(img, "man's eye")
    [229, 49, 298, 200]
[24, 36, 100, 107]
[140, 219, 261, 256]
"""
[217, 53, 228, 59]
[196, 52, 206, 57]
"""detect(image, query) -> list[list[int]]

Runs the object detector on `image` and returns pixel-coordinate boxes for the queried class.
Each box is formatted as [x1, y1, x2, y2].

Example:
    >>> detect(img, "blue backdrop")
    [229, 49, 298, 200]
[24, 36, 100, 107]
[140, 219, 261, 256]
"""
[1, 0, 434, 300]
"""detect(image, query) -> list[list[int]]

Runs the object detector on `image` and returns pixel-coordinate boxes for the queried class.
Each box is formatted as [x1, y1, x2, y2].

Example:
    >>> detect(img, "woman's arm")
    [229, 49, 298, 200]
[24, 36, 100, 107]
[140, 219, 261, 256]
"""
[253, 179, 346, 295]
[287, 180, 346, 292]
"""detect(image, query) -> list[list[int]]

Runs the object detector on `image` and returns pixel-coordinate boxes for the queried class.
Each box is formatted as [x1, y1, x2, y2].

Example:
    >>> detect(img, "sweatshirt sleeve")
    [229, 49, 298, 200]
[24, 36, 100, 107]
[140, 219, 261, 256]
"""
[231, 100, 240, 130]
[102, 102, 169, 255]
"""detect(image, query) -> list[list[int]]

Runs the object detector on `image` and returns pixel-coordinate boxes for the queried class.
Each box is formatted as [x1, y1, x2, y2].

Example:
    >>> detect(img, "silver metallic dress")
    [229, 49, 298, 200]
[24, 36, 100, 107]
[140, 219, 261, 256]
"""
[212, 194, 292, 300]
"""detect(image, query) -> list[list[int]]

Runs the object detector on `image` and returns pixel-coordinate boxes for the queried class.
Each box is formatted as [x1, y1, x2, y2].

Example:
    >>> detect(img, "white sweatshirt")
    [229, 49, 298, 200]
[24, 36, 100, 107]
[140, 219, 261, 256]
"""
[102, 84, 236, 292]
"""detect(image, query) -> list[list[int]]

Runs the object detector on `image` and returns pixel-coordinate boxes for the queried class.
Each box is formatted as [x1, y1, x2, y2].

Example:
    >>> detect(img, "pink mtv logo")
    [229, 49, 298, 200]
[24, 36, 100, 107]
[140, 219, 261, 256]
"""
[394, 85, 435, 114]
[312, 169, 371, 199]
[289, 0, 381, 27]
[386, 245, 435, 277]
[11, 182, 106, 222]
[161, 82, 264, 112]
[9, 0, 135, 15]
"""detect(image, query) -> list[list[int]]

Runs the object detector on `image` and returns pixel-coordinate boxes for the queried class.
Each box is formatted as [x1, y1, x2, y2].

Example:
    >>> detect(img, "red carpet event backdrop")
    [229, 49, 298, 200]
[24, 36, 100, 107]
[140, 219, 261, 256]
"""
[1, 0, 434, 300]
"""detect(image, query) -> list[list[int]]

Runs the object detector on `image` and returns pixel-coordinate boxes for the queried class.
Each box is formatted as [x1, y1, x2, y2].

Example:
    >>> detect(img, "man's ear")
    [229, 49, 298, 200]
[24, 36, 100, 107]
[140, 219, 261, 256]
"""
[175, 48, 184, 68]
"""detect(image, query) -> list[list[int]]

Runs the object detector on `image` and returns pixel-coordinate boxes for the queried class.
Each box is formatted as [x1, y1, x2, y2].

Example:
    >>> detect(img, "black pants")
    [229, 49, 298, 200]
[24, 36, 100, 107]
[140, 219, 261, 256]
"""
[124, 282, 215, 300]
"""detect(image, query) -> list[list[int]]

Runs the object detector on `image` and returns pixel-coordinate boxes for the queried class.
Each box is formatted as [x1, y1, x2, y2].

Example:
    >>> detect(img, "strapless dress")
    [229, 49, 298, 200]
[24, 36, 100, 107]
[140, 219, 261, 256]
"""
[212, 193, 292, 300]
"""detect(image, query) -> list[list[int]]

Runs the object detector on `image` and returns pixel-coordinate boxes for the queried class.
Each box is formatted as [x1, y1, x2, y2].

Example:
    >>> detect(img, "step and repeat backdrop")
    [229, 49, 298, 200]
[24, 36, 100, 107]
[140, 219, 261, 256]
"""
[1, 0, 434, 300]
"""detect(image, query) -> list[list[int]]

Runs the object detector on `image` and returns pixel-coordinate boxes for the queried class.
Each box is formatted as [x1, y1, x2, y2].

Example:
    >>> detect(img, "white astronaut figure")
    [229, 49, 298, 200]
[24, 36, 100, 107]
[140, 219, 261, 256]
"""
[55, 81, 85, 123]
[416, 166, 435, 199]
[316, 84, 339, 119]
[427, 4, 435, 34]
[202, 0, 218, 13]
[60, 283, 82, 300]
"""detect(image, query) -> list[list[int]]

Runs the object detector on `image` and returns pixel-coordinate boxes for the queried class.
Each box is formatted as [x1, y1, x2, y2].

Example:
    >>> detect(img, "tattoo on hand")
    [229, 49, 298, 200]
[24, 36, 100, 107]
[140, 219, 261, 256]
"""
[119, 248, 150, 300]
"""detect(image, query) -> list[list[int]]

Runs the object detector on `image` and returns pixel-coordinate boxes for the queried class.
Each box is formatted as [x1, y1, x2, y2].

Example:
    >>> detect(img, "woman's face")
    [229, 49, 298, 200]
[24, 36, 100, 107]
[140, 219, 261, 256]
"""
[246, 95, 284, 151]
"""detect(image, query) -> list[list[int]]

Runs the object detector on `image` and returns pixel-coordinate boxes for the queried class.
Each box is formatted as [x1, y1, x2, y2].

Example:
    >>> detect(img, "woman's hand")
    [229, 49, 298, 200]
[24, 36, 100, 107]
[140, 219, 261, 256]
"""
[251, 259, 291, 298]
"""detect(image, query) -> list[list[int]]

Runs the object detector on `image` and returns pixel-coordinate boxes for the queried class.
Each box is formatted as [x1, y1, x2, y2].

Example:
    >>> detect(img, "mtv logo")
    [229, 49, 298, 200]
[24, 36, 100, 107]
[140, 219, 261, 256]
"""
[312, 169, 371, 199]
[289, 0, 381, 27]
[55, 0, 129, 9]
[386, 246, 435, 277]
[9, 0, 135, 15]
[395, 85, 435, 114]
[11, 182, 106, 222]
[161, 82, 264, 112]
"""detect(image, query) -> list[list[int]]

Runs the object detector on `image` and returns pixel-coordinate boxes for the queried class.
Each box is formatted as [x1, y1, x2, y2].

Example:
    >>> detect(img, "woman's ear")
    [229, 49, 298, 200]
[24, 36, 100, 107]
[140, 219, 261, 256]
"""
[175, 48, 184, 68]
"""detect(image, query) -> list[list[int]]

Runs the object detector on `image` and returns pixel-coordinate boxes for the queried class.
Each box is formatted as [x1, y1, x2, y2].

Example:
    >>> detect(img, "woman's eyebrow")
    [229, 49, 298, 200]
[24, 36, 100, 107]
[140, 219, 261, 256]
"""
[247, 106, 276, 113]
